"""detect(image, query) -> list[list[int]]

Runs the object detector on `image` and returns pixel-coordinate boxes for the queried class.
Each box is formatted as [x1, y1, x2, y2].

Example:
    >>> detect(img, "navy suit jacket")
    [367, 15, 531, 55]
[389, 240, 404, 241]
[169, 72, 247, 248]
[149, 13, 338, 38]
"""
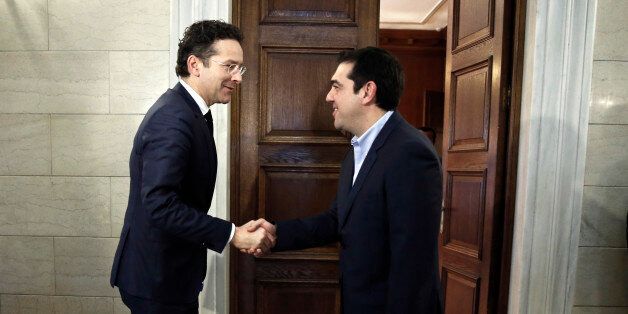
[110, 83, 232, 303]
[274, 112, 444, 313]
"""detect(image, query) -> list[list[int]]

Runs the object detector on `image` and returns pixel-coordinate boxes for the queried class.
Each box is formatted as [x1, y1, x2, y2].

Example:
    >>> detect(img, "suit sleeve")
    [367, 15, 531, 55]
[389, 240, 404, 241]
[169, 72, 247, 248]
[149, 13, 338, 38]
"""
[273, 199, 340, 251]
[140, 108, 231, 253]
[385, 142, 443, 313]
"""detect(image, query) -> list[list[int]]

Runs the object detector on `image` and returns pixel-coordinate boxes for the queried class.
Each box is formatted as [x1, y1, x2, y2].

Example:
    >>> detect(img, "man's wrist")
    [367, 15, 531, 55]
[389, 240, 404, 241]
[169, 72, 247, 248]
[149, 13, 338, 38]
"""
[228, 223, 236, 244]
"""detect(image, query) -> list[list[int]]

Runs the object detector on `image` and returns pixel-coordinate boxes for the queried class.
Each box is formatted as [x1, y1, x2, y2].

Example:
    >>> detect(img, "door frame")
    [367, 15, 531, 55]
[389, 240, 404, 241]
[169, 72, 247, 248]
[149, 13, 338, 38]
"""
[508, 0, 596, 312]
[496, 0, 527, 311]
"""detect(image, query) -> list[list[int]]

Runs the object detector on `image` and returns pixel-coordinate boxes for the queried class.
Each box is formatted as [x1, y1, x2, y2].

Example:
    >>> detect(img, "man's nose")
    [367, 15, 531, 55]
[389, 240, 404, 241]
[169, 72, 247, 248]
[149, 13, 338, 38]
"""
[325, 89, 333, 102]
[231, 71, 243, 83]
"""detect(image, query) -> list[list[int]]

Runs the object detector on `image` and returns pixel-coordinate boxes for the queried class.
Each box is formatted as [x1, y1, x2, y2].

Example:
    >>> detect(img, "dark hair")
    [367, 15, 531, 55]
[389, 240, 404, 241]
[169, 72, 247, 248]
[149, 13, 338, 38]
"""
[338, 47, 404, 111]
[175, 20, 244, 77]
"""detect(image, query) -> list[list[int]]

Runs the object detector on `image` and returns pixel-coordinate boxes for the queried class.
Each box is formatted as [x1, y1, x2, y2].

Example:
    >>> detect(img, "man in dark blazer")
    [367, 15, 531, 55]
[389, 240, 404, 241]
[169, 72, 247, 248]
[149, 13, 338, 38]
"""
[249, 47, 444, 313]
[110, 20, 274, 313]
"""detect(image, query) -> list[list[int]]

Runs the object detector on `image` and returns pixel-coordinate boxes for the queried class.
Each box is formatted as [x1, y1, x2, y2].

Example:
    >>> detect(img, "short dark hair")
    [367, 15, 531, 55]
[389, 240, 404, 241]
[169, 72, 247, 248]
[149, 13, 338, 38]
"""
[338, 47, 404, 111]
[175, 20, 244, 77]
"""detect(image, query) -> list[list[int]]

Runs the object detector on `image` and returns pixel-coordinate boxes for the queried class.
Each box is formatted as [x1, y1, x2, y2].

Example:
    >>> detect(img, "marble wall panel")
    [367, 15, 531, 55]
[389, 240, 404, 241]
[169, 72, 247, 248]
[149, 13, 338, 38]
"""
[51, 115, 142, 176]
[49, 0, 169, 50]
[0, 52, 109, 114]
[574, 247, 628, 306]
[0, 0, 48, 51]
[0, 176, 110, 237]
[54, 237, 118, 297]
[584, 125, 628, 186]
[0, 236, 54, 294]
[0, 114, 50, 175]
[110, 51, 169, 114]
[593, 0, 628, 61]
[590, 61, 628, 124]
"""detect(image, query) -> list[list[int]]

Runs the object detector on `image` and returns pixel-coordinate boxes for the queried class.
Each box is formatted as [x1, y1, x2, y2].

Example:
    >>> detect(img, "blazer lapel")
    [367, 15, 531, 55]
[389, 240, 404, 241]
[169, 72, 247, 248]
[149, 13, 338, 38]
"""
[338, 152, 375, 228]
[173, 83, 216, 153]
[173, 83, 199, 114]
[336, 149, 354, 229]
[338, 111, 403, 229]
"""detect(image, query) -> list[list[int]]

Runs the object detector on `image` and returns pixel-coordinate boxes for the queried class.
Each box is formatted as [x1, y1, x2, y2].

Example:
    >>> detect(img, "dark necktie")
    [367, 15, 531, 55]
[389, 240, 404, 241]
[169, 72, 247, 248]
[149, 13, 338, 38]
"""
[204, 111, 213, 136]
[204, 111, 218, 164]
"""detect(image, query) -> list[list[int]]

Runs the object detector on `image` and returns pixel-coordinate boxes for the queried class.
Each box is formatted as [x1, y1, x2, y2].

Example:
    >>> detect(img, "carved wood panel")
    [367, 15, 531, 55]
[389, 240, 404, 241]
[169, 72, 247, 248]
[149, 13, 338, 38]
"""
[449, 59, 492, 152]
[260, 47, 349, 144]
[452, 0, 495, 52]
[442, 267, 480, 314]
[260, 0, 357, 25]
[255, 244, 341, 313]
[444, 170, 487, 259]
[259, 165, 340, 221]
[257, 282, 340, 314]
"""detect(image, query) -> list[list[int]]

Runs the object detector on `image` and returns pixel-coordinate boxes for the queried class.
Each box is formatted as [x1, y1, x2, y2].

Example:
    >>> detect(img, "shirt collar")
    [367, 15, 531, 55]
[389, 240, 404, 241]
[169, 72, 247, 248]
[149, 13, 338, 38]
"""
[351, 111, 394, 148]
[179, 79, 210, 116]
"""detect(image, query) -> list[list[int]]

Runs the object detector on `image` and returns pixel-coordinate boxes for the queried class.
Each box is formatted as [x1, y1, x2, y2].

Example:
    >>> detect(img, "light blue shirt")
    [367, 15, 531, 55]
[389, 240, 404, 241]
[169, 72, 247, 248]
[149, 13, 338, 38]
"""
[351, 111, 394, 184]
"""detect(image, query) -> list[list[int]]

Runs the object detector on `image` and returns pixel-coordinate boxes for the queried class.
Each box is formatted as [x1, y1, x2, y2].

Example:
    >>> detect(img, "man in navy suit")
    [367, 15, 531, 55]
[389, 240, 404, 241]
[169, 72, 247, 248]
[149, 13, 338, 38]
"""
[249, 47, 444, 313]
[110, 20, 275, 313]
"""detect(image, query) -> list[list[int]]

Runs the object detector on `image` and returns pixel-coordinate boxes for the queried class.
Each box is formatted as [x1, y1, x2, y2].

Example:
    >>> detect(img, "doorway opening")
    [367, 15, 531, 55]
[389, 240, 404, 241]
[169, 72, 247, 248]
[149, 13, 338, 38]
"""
[379, 0, 447, 156]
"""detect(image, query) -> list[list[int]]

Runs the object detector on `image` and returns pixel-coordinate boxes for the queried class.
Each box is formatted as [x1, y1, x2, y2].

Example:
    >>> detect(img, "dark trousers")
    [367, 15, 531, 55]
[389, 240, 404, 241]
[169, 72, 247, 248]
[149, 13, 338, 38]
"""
[119, 289, 199, 314]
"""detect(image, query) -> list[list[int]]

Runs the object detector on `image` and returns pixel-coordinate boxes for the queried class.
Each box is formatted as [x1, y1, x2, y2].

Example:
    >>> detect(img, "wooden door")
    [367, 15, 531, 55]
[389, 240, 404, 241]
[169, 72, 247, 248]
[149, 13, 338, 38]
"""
[440, 0, 515, 313]
[230, 1, 378, 313]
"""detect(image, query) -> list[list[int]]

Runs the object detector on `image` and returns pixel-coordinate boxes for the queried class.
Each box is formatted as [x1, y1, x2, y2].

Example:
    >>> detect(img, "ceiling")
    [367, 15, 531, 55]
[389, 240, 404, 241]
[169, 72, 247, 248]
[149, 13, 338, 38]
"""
[380, 0, 448, 31]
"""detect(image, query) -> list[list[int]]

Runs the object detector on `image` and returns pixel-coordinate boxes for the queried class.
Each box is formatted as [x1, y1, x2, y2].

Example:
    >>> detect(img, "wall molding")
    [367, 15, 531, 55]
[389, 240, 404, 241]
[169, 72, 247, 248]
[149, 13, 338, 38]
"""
[169, 1, 232, 313]
[508, 0, 597, 313]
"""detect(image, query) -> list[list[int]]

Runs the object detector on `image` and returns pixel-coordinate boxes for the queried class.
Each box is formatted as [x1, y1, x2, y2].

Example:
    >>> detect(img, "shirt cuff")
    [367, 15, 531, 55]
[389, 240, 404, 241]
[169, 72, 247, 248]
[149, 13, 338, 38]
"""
[228, 223, 236, 243]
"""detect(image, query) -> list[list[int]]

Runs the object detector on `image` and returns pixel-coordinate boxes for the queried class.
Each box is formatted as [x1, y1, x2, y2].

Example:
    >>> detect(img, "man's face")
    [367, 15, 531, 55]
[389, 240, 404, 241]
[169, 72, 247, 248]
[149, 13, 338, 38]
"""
[197, 39, 244, 105]
[326, 62, 364, 135]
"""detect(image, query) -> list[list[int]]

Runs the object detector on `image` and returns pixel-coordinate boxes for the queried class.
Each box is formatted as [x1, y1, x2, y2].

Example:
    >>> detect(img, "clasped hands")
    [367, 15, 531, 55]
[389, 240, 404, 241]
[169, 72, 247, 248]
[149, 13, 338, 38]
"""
[231, 219, 276, 257]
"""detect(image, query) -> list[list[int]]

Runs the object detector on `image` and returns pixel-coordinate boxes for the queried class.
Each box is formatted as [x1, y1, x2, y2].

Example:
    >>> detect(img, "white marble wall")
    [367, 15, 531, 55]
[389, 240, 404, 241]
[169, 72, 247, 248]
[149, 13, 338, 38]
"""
[574, 0, 628, 312]
[0, 0, 169, 312]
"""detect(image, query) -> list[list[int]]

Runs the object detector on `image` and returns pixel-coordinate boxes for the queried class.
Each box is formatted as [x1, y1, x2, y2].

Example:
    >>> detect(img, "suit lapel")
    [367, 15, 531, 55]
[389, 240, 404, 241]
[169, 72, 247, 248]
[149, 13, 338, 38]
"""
[173, 83, 216, 154]
[336, 149, 354, 229]
[173, 83, 200, 114]
[338, 111, 403, 229]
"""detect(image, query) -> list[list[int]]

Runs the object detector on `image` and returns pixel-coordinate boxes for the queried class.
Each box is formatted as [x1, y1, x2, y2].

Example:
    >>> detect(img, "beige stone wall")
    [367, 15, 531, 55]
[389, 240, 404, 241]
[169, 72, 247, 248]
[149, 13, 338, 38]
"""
[573, 0, 628, 312]
[0, 0, 170, 313]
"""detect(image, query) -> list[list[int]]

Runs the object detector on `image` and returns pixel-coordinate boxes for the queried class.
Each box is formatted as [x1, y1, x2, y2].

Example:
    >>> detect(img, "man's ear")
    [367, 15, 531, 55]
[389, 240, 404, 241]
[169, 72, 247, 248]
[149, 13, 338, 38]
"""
[361, 81, 377, 104]
[187, 55, 202, 77]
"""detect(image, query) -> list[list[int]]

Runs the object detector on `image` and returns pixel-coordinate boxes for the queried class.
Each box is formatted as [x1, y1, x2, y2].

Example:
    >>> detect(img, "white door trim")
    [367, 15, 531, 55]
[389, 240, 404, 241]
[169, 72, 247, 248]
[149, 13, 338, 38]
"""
[508, 0, 597, 312]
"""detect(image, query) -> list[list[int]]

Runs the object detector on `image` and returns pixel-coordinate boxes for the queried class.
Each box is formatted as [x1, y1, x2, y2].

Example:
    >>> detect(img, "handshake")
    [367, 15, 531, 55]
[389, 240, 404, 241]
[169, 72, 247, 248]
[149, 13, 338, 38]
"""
[231, 218, 276, 257]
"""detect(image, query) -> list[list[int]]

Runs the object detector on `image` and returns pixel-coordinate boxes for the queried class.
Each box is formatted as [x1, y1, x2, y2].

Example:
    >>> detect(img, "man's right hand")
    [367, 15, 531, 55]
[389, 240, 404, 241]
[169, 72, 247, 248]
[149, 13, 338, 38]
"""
[232, 220, 276, 256]
[241, 218, 277, 257]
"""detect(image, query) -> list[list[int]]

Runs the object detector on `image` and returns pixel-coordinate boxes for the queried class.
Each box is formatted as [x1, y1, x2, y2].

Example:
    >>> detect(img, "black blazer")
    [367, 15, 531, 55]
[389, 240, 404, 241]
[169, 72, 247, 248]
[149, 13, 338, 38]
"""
[110, 83, 232, 303]
[274, 112, 444, 313]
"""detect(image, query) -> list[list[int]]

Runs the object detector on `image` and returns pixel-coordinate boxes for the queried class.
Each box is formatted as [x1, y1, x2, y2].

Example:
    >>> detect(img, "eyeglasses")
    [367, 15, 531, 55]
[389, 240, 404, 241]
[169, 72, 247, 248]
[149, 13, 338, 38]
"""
[209, 59, 247, 76]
